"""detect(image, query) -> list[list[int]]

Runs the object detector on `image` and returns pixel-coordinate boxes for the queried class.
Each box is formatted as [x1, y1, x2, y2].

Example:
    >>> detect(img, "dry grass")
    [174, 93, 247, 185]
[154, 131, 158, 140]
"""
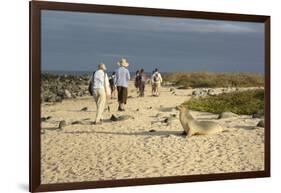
[163, 72, 264, 88]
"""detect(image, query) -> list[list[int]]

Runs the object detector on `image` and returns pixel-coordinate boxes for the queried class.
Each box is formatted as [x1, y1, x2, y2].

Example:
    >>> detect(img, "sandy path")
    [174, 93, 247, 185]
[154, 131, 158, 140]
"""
[41, 82, 264, 184]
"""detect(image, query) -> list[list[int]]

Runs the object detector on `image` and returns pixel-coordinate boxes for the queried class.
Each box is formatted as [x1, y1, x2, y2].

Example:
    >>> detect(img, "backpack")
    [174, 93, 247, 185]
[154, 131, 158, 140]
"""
[88, 70, 107, 96]
[109, 76, 115, 86]
[136, 74, 142, 83]
[88, 71, 95, 96]
[153, 73, 160, 82]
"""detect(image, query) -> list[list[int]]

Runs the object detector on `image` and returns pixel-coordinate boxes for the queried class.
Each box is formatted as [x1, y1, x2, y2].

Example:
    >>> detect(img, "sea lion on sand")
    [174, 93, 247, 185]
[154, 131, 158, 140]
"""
[176, 105, 223, 137]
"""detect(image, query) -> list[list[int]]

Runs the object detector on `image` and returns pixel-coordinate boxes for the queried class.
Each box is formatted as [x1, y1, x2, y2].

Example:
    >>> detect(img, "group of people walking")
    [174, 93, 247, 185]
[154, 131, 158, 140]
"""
[134, 69, 146, 97]
[134, 68, 163, 97]
[89, 58, 130, 124]
[89, 57, 162, 124]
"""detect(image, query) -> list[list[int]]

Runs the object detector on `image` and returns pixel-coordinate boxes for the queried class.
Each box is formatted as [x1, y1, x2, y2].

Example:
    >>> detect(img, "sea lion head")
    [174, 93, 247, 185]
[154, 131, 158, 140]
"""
[175, 105, 187, 112]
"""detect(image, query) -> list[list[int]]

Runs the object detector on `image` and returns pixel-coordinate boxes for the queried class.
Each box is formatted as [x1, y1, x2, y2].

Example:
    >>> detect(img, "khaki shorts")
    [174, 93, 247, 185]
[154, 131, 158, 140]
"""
[154, 82, 161, 89]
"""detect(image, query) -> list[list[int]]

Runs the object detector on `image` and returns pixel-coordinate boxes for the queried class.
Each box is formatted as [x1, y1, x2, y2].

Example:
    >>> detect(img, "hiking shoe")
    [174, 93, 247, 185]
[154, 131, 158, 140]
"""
[93, 121, 102, 125]
[118, 107, 125, 111]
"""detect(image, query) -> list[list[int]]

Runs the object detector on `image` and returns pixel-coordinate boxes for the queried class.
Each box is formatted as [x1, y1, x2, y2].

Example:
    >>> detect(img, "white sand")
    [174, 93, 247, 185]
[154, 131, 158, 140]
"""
[41, 82, 264, 184]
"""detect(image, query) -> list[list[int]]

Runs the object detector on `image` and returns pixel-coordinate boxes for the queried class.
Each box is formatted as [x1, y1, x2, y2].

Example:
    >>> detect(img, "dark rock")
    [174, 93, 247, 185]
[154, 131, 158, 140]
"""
[71, 121, 82, 125]
[80, 107, 88, 111]
[110, 114, 118, 121]
[192, 90, 201, 96]
[147, 106, 152, 109]
[169, 88, 175, 92]
[218, 112, 239, 119]
[58, 120, 66, 129]
[222, 88, 229, 92]
[57, 89, 65, 97]
[149, 129, 156, 132]
[77, 91, 84, 97]
[207, 89, 216, 96]
[163, 118, 169, 123]
[252, 109, 264, 119]
[257, 120, 265, 127]
[118, 115, 134, 121]
[136, 108, 139, 111]
[181, 131, 187, 136]
[41, 116, 52, 122]
[46, 93, 57, 102]
[163, 116, 176, 124]
[202, 88, 208, 92]
[55, 96, 62, 102]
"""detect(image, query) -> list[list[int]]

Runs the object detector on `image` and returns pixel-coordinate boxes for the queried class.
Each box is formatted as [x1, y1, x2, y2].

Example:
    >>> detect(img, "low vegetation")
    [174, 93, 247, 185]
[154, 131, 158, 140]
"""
[163, 72, 264, 88]
[183, 89, 264, 115]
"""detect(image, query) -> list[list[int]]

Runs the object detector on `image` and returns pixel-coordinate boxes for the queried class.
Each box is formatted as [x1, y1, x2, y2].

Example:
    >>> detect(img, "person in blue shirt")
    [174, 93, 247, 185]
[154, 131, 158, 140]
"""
[115, 58, 130, 111]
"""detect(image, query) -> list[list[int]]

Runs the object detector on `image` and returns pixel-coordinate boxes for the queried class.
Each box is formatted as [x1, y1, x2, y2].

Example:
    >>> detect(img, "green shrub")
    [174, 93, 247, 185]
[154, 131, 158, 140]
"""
[183, 89, 264, 115]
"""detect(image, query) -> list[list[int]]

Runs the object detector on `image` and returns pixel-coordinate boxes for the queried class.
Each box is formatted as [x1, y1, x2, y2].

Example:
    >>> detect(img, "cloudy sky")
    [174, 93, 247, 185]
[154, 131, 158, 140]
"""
[41, 10, 264, 73]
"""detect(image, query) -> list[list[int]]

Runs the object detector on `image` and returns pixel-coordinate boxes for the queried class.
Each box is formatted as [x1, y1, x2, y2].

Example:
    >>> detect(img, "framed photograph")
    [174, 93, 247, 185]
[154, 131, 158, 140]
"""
[30, 1, 270, 192]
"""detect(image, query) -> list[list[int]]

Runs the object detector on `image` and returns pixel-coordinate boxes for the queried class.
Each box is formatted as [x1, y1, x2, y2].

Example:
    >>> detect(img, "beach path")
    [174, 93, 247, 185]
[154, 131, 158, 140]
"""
[41, 82, 264, 184]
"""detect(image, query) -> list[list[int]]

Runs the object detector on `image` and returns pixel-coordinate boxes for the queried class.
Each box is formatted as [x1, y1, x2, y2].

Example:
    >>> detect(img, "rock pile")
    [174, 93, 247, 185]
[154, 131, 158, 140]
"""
[192, 87, 263, 97]
[257, 120, 265, 127]
[218, 112, 239, 119]
[41, 73, 90, 102]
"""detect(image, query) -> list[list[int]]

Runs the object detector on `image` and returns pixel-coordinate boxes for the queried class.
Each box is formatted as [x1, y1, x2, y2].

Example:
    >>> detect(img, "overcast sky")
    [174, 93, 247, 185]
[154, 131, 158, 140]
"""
[41, 10, 264, 73]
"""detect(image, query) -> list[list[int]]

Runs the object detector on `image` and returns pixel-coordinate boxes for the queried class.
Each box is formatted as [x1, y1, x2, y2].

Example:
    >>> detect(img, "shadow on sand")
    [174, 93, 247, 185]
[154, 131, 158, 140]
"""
[157, 107, 176, 112]
[43, 127, 60, 131]
[232, 125, 258, 130]
[63, 130, 185, 137]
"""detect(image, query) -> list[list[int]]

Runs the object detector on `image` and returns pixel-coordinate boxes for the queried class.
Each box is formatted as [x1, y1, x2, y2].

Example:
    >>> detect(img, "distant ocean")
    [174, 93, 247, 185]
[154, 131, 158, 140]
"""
[42, 70, 93, 76]
[42, 70, 169, 77]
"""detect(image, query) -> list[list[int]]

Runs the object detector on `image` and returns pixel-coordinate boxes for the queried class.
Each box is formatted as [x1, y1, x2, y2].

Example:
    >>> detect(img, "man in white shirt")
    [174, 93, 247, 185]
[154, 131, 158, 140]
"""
[151, 68, 163, 96]
[90, 63, 111, 124]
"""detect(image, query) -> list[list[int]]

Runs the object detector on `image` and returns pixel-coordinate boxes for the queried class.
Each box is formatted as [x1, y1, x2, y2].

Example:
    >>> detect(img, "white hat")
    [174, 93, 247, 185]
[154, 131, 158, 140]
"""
[117, 58, 129, 67]
[98, 63, 106, 70]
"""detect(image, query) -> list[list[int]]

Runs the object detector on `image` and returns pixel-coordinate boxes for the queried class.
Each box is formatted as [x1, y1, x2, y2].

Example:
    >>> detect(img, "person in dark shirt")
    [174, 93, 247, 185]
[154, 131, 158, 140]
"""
[139, 68, 146, 97]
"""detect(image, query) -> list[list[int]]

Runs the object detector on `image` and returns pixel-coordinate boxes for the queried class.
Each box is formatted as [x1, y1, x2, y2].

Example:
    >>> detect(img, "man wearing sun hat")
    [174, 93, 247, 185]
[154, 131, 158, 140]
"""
[90, 63, 111, 124]
[115, 58, 130, 111]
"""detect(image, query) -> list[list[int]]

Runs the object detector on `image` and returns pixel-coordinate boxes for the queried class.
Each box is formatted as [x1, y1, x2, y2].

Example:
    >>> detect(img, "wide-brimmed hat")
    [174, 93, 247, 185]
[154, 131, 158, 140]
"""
[117, 58, 129, 67]
[98, 63, 106, 70]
